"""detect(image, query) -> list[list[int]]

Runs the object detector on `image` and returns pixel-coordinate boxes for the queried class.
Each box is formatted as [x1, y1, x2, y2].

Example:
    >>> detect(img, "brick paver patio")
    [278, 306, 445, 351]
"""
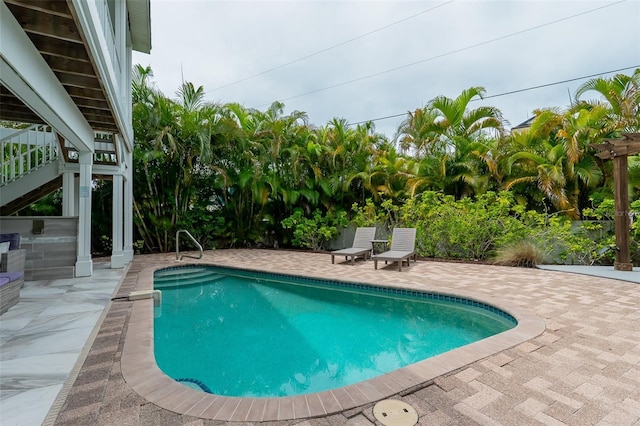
[52, 250, 640, 425]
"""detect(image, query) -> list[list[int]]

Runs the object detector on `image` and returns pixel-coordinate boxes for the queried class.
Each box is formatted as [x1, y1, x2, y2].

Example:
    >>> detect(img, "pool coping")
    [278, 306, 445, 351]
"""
[121, 261, 546, 421]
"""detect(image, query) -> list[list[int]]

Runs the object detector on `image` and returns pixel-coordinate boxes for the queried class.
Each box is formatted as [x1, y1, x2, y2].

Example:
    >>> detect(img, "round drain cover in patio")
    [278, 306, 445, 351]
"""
[373, 399, 418, 426]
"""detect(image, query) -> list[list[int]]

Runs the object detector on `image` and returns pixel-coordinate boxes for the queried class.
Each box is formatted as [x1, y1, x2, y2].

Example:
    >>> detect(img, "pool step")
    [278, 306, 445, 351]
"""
[155, 269, 214, 282]
[155, 275, 225, 288]
[154, 267, 210, 278]
[154, 268, 225, 288]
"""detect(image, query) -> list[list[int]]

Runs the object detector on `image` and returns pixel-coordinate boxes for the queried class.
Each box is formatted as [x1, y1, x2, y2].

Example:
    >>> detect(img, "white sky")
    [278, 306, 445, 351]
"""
[133, 0, 640, 139]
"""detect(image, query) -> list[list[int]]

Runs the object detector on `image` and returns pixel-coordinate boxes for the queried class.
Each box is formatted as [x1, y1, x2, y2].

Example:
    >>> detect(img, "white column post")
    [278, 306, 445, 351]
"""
[62, 171, 76, 216]
[75, 151, 93, 277]
[123, 151, 134, 262]
[111, 173, 125, 268]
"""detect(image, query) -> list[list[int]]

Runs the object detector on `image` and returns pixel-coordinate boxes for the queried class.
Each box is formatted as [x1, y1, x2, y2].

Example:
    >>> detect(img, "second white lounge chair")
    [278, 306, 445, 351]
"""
[372, 227, 417, 272]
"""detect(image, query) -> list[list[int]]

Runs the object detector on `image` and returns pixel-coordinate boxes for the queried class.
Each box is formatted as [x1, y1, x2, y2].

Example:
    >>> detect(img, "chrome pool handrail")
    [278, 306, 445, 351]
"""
[175, 229, 203, 261]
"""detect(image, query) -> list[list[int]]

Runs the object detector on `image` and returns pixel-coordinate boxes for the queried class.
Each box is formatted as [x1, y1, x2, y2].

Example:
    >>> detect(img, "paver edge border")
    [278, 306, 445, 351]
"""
[121, 257, 546, 421]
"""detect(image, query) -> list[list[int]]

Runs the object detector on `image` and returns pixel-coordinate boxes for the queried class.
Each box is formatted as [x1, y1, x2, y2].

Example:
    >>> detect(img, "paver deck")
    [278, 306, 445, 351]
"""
[47, 250, 640, 425]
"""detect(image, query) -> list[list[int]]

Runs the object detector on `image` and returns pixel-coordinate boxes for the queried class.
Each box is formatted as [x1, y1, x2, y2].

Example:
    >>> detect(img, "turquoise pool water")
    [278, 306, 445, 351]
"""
[153, 266, 516, 398]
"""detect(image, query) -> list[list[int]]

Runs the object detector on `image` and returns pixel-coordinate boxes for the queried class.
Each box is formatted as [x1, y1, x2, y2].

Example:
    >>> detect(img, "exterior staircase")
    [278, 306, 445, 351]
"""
[0, 125, 119, 215]
[0, 125, 61, 215]
[0, 174, 62, 216]
[0, 124, 121, 279]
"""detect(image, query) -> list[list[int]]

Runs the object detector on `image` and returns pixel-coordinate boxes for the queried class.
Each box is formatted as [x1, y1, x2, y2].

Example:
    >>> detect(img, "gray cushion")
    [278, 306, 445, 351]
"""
[0, 233, 20, 251]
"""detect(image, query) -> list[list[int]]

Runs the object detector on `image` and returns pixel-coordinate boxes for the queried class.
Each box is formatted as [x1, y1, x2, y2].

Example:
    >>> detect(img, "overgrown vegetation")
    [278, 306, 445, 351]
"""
[85, 67, 640, 264]
[347, 191, 633, 265]
[281, 210, 348, 251]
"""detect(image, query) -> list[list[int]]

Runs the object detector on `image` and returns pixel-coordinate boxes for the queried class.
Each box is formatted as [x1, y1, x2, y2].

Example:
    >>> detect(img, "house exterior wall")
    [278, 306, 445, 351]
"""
[1, 0, 149, 277]
[0, 216, 79, 280]
[70, 0, 134, 147]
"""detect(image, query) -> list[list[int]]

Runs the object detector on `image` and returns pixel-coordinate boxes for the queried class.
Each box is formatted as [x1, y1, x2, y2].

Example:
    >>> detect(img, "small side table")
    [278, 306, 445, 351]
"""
[370, 239, 389, 255]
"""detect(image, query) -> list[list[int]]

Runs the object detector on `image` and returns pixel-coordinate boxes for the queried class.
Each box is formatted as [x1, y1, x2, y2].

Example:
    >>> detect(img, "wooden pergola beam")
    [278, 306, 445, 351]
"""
[590, 133, 640, 271]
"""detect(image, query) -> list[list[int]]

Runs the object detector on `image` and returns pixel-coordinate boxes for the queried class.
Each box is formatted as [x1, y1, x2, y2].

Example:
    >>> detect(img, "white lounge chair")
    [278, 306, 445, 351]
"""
[372, 228, 417, 272]
[331, 227, 376, 265]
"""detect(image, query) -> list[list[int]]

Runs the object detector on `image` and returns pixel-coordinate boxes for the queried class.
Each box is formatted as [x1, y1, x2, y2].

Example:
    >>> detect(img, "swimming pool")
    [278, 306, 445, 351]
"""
[120, 253, 545, 421]
[153, 266, 516, 397]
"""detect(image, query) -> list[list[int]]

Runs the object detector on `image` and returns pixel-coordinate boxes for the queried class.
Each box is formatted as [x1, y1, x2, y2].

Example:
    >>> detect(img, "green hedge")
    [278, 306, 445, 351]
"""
[346, 191, 636, 265]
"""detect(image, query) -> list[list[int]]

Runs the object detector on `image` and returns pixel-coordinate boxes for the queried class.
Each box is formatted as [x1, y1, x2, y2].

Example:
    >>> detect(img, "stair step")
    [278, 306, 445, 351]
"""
[154, 269, 225, 288]
[154, 267, 210, 278]
[154, 268, 214, 282]
[154, 275, 225, 288]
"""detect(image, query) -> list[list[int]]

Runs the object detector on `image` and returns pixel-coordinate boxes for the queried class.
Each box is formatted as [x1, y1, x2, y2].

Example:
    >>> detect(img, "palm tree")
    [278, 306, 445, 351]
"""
[394, 108, 442, 158]
[368, 144, 418, 201]
[132, 66, 182, 251]
[575, 68, 640, 132]
[348, 122, 385, 202]
[557, 104, 611, 208]
[427, 86, 506, 148]
[503, 107, 605, 218]
[573, 69, 640, 210]
[132, 68, 229, 251]
[395, 87, 507, 199]
[204, 103, 270, 245]
[506, 143, 573, 214]
[311, 118, 385, 209]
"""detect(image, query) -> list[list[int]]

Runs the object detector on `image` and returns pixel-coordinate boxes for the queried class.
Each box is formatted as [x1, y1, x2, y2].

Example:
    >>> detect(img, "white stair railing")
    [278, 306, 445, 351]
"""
[0, 125, 58, 186]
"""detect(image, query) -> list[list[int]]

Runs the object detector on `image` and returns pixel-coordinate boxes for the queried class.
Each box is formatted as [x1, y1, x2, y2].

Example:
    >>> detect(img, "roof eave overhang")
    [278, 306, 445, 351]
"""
[127, 0, 151, 54]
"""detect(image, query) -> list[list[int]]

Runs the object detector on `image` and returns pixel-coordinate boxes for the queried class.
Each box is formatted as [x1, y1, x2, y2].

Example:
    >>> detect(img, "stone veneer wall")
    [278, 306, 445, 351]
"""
[0, 216, 78, 280]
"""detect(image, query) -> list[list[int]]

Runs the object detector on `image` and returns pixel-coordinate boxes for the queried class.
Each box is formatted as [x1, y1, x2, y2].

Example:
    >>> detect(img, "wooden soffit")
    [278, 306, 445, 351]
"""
[1, 0, 118, 133]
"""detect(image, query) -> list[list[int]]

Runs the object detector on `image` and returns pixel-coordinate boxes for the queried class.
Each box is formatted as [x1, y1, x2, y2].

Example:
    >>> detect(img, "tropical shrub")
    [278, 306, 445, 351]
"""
[350, 199, 402, 235]
[177, 202, 225, 250]
[401, 191, 530, 260]
[516, 208, 611, 265]
[349, 191, 630, 265]
[281, 209, 348, 251]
